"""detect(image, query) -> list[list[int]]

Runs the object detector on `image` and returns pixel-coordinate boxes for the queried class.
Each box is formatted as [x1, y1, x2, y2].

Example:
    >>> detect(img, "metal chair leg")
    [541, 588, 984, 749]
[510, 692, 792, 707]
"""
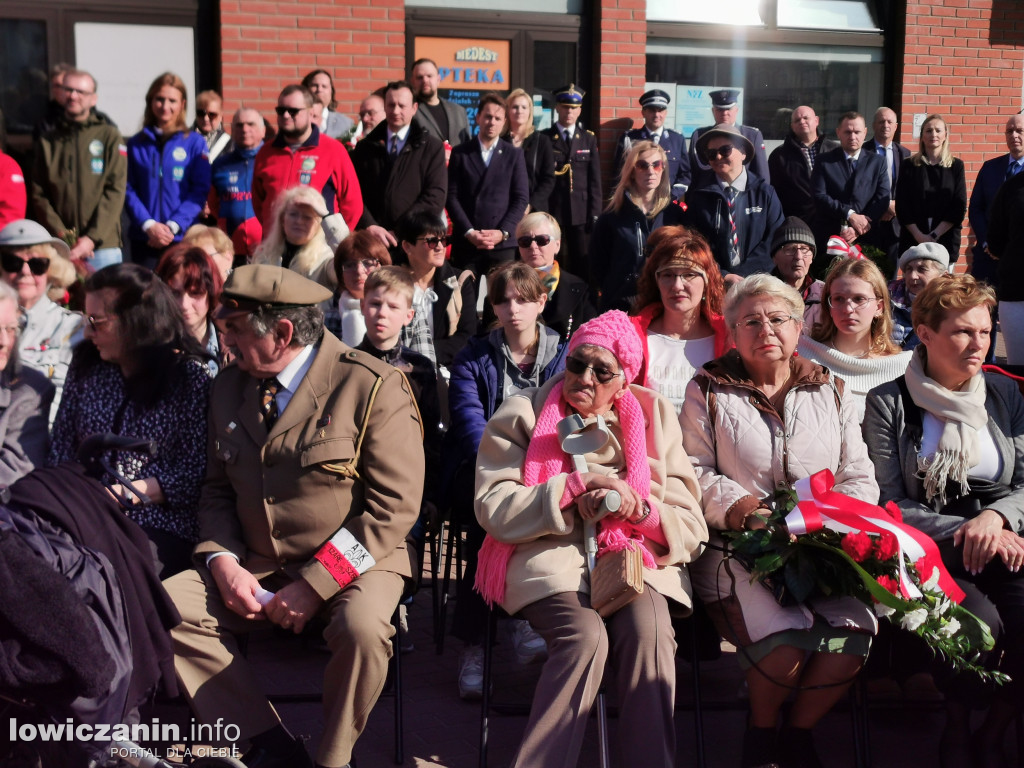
[689, 617, 707, 768]
[391, 606, 404, 765]
[479, 607, 497, 768]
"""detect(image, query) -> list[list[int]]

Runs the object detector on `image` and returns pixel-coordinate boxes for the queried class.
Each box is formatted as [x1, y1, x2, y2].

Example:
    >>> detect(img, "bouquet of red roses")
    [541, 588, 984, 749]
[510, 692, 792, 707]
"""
[723, 470, 1006, 684]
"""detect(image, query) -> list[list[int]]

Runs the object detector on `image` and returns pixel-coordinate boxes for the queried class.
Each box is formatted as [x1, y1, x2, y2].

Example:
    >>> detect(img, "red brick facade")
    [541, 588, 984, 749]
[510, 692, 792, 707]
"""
[219, 0, 406, 122]
[901, 1, 1024, 260]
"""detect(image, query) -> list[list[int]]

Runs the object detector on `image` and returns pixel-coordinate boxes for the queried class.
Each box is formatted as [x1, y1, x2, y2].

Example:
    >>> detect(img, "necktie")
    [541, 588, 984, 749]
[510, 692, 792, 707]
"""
[878, 144, 893, 185]
[652, 132, 660, 146]
[1007, 160, 1022, 180]
[564, 128, 573, 144]
[389, 135, 399, 158]
[726, 186, 740, 267]
[849, 156, 858, 173]
[259, 377, 281, 430]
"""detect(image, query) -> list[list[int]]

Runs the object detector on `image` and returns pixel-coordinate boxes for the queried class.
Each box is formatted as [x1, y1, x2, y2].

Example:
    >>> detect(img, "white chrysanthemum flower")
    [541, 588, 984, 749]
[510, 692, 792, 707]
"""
[922, 567, 940, 591]
[938, 618, 960, 638]
[901, 608, 929, 631]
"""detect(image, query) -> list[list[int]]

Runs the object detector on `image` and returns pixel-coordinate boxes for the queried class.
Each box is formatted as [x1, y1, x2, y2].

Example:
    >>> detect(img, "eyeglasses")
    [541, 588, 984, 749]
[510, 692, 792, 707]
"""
[704, 144, 735, 162]
[826, 295, 877, 310]
[565, 356, 623, 384]
[1, 252, 50, 276]
[656, 269, 704, 284]
[0, 324, 20, 339]
[636, 160, 664, 171]
[61, 85, 94, 97]
[417, 236, 448, 249]
[196, 109, 220, 119]
[86, 314, 112, 332]
[517, 235, 553, 248]
[779, 244, 814, 259]
[341, 258, 381, 273]
[734, 315, 796, 334]
[275, 106, 305, 118]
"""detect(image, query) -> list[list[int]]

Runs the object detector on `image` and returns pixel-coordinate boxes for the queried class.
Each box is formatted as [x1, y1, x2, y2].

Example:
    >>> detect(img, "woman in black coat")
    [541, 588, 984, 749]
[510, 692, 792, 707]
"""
[895, 113, 967, 266]
[505, 89, 555, 213]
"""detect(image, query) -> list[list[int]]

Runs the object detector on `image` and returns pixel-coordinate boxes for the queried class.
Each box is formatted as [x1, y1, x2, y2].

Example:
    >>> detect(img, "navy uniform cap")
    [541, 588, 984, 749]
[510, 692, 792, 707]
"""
[640, 89, 670, 110]
[553, 84, 585, 105]
[216, 264, 333, 317]
[709, 89, 740, 108]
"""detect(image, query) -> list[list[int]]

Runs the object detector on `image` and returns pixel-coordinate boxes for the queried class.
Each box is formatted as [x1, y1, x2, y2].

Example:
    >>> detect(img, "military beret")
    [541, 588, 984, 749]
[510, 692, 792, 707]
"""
[709, 89, 740, 109]
[640, 89, 670, 110]
[554, 84, 585, 105]
[216, 264, 332, 316]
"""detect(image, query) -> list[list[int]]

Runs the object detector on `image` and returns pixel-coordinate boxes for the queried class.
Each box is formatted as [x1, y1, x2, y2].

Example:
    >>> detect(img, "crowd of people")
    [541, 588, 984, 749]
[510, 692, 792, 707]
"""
[0, 58, 1023, 768]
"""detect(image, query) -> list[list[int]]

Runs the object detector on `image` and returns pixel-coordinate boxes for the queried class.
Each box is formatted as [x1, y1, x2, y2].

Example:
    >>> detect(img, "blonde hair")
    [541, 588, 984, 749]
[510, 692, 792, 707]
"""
[811, 256, 901, 356]
[504, 88, 535, 140]
[609, 140, 670, 216]
[516, 211, 561, 240]
[251, 187, 328, 268]
[364, 266, 414, 306]
[182, 224, 232, 256]
[912, 114, 953, 168]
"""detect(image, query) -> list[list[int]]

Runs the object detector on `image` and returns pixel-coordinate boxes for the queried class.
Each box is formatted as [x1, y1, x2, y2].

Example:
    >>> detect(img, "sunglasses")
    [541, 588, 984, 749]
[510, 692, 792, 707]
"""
[274, 106, 305, 118]
[565, 356, 623, 384]
[636, 160, 664, 171]
[196, 109, 220, 119]
[417, 236, 449, 249]
[517, 235, 552, 248]
[1, 252, 50, 276]
[704, 144, 735, 162]
[341, 258, 381, 273]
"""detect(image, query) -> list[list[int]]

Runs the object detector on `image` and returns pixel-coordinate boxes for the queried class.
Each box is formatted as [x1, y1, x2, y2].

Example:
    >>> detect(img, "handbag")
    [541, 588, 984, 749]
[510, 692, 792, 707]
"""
[590, 546, 645, 618]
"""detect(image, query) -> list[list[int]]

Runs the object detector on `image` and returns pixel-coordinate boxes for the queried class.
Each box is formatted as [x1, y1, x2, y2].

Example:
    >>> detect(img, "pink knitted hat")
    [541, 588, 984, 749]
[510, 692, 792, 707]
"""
[569, 310, 644, 383]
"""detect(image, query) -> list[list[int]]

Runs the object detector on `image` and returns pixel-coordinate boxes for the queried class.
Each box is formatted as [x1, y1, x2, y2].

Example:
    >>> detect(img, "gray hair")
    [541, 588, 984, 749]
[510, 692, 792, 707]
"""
[247, 305, 324, 347]
[0, 282, 23, 376]
[723, 273, 804, 329]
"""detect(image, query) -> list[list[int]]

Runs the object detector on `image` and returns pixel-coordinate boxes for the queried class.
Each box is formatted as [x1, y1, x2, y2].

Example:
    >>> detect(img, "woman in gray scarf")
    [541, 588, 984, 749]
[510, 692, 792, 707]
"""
[864, 273, 1024, 768]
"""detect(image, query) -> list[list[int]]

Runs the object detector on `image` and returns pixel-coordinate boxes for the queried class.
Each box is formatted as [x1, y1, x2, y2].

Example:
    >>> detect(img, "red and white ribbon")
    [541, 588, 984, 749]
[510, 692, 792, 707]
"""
[784, 470, 964, 603]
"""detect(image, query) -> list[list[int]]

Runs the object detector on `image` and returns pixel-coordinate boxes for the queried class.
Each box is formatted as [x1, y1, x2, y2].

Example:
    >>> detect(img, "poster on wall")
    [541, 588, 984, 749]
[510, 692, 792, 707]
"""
[414, 37, 511, 128]
[674, 85, 744, 140]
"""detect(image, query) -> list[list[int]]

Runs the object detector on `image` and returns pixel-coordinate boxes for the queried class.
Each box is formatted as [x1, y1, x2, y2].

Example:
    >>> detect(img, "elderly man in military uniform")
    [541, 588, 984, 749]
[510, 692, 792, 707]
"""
[688, 88, 769, 188]
[612, 88, 690, 199]
[164, 265, 425, 768]
[543, 84, 602, 285]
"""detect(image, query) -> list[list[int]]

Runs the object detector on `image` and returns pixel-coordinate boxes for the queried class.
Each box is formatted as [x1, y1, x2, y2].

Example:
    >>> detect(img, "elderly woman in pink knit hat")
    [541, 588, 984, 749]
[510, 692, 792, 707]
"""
[474, 310, 708, 768]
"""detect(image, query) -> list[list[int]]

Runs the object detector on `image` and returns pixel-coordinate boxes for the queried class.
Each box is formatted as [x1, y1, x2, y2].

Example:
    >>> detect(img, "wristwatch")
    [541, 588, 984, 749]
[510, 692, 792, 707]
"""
[501, 230, 510, 242]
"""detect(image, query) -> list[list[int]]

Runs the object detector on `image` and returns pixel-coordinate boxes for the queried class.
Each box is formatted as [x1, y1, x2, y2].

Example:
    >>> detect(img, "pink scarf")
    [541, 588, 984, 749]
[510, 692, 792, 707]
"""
[474, 381, 658, 606]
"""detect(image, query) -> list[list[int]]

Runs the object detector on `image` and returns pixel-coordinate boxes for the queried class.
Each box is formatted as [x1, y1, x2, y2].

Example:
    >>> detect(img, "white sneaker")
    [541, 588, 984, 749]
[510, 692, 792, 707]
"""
[509, 619, 547, 665]
[458, 645, 484, 700]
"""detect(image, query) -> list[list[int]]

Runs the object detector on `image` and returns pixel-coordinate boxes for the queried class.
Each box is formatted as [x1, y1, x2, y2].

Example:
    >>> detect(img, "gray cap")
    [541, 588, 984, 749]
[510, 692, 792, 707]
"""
[898, 242, 949, 273]
[771, 217, 816, 257]
[695, 123, 755, 164]
[0, 219, 71, 260]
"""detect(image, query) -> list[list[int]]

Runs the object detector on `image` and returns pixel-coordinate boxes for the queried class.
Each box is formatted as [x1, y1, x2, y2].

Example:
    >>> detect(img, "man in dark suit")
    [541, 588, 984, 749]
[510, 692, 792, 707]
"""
[410, 58, 471, 147]
[688, 88, 769, 188]
[612, 89, 690, 198]
[860, 106, 911, 270]
[768, 105, 838, 225]
[811, 111, 891, 275]
[447, 92, 529, 275]
[351, 80, 447, 249]
[543, 84, 602, 284]
[166, 265, 424, 768]
[969, 112, 1024, 287]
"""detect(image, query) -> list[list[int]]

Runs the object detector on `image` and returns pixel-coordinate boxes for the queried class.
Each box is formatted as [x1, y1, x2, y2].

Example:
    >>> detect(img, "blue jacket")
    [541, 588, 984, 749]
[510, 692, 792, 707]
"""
[684, 171, 784, 278]
[124, 127, 211, 243]
[210, 143, 262, 256]
[445, 326, 567, 472]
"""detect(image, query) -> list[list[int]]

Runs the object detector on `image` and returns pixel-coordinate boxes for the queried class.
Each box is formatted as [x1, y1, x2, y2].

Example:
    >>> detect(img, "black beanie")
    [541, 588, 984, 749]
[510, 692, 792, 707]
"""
[770, 216, 816, 257]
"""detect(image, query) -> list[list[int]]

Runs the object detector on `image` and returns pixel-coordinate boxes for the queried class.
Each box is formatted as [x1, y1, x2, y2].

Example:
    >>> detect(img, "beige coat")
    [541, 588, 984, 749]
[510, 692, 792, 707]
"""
[195, 331, 425, 600]
[680, 352, 878, 645]
[475, 375, 709, 616]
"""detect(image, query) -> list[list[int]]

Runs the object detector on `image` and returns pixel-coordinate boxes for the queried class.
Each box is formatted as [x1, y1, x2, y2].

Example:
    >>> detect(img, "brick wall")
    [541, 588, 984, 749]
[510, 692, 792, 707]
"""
[219, 0, 406, 126]
[901, 0, 1024, 262]
[594, 0, 648, 190]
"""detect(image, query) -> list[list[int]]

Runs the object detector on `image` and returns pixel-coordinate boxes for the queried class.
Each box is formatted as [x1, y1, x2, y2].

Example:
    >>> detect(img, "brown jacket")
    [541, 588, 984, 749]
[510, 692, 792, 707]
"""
[194, 331, 425, 600]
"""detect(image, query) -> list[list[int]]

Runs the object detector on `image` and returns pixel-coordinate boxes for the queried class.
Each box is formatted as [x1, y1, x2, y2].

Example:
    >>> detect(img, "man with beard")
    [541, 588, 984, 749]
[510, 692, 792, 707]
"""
[410, 58, 471, 147]
[253, 85, 362, 250]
